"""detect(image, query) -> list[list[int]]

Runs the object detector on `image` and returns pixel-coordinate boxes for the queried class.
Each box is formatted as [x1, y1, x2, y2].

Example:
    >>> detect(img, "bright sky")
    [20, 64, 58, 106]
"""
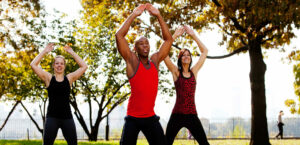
[2, 0, 298, 121]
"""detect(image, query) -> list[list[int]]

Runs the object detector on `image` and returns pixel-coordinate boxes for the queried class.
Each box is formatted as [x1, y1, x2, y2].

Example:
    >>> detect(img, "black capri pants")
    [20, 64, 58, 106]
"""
[43, 117, 77, 145]
[120, 115, 166, 145]
[166, 114, 210, 145]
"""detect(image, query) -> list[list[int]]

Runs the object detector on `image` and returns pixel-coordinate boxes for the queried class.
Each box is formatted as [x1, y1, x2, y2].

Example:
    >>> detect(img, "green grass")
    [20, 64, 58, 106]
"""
[0, 139, 300, 145]
[0, 140, 118, 145]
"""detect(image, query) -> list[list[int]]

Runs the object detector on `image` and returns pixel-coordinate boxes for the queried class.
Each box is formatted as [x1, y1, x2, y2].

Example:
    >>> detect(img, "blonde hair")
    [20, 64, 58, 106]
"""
[53, 55, 66, 65]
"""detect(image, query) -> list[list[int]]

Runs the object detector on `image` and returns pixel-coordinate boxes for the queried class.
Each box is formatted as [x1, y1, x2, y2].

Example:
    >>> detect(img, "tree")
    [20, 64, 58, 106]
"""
[87, 0, 300, 144]
[0, 54, 21, 132]
[65, 22, 130, 141]
[286, 50, 300, 114]
[0, 0, 45, 132]
[0, 0, 76, 134]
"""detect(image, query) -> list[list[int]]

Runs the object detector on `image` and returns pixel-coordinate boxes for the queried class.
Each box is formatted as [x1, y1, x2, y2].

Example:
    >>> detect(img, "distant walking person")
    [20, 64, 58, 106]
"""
[164, 26, 210, 145]
[275, 110, 284, 139]
[31, 43, 87, 145]
[115, 3, 173, 145]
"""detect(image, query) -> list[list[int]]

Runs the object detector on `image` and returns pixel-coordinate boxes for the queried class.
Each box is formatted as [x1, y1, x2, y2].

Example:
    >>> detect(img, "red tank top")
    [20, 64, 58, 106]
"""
[172, 71, 197, 114]
[127, 61, 158, 118]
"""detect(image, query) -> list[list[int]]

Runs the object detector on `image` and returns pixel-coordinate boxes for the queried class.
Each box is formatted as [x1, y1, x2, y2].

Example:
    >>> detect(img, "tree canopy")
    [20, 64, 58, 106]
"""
[84, 1, 299, 144]
[286, 50, 300, 114]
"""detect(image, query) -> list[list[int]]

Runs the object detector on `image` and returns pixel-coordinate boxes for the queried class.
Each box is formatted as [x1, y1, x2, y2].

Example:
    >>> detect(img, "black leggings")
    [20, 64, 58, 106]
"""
[166, 114, 210, 145]
[120, 115, 165, 145]
[43, 117, 77, 145]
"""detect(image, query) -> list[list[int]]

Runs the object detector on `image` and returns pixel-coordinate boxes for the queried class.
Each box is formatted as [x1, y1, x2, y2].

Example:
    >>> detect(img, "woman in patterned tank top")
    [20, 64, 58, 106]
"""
[164, 26, 210, 145]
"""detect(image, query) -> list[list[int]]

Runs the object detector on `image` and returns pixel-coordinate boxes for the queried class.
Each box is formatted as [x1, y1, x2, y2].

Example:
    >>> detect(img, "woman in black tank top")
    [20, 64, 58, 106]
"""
[163, 26, 209, 145]
[31, 43, 87, 145]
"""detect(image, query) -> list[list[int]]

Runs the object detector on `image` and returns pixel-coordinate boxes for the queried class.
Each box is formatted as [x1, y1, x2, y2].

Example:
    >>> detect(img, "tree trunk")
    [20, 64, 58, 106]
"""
[20, 101, 43, 134]
[89, 115, 104, 141]
[0, 101, 20, 132]
[249, 40, 271, 145]
[89, 127, 99, 141]
[70, 100, 91, 139]
[69, 87, 92, 139]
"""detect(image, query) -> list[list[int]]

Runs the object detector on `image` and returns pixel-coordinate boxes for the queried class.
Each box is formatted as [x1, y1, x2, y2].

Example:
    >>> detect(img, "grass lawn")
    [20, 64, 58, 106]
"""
[0, 139, 300, 145]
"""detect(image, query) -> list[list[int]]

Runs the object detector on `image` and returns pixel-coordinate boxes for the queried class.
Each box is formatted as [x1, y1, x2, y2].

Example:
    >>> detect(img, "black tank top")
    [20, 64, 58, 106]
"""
[46, 76, 72, 119]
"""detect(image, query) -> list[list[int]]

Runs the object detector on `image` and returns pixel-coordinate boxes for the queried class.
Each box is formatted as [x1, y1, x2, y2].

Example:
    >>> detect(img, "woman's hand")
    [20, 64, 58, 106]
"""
[43, 43, 55, 53]
[184, 25, 196, 37]
[173, 27, 185, 39]
[64, 45, 74, 54]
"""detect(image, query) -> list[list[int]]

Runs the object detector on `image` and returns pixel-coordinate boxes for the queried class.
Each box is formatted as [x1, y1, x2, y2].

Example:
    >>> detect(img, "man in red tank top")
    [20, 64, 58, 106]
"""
[115, 3, 173, 145]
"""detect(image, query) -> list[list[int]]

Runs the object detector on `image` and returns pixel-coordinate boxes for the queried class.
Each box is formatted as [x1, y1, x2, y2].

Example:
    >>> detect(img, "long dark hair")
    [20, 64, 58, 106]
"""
[177, 49, 192, 73]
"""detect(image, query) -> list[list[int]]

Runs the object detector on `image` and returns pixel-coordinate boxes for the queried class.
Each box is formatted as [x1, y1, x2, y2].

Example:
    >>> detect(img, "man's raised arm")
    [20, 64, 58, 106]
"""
[146, 4, 173, 64]
[115, 4, 146, 61]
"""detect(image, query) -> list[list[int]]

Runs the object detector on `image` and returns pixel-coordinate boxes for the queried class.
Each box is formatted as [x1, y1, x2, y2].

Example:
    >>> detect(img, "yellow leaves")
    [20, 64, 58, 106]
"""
[221, 17, 226, 23]
[280, 33, 291, 45]
[16, 95, 23, 101]
[127, 33, 137, 44]
[288, 53, 300, 114]
[196, 14, 205, 22]
[285, 99, 297, 114]
[30, 10, 36, 17]
[192, 50, 199, 57]
[67, 43, 73, 46]
[285, 99, 296, 107]
[0, 42, 4, 48]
